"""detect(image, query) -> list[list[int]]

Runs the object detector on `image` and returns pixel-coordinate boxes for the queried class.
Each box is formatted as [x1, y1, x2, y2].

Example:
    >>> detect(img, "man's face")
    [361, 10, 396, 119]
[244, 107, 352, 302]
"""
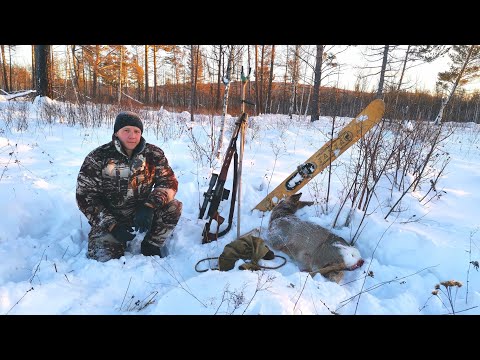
[115, 126, 141, 151]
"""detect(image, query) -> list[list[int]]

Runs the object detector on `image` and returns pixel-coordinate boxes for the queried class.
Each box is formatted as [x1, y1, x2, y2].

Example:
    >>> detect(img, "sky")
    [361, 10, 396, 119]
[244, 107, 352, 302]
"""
[8, 45, 471, 93]
[332, 46, 453, 92]
[0, 95, 479, 315]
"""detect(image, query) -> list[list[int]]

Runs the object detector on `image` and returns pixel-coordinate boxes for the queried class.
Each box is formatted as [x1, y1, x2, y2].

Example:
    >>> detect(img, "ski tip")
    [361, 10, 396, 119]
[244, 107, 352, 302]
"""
[371, 98, 386, 110]
[358, 99, 385, 120]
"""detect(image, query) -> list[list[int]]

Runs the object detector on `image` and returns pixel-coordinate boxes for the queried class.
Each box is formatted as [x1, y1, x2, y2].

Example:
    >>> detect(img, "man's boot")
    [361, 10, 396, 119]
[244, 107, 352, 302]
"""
[141, 239, 169, 258]
[141, 199, 182, 258]
[88, 232, 126, 262]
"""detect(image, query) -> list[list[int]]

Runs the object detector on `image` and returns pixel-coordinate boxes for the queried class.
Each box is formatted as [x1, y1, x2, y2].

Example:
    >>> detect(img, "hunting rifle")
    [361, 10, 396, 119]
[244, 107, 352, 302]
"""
[199, 112, 248, 243]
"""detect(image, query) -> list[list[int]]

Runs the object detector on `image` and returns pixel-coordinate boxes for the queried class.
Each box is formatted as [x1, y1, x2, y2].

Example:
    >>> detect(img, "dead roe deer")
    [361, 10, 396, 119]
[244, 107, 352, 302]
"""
[267, 193, 364, 283]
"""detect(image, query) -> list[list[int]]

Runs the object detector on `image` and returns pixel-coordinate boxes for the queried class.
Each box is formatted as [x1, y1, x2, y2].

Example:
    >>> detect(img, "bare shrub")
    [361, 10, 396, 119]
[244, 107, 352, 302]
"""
[0, 101, 16, 131]
[15, 101, 30, 131]
[37, 101, 63, 125]
[185, 118, 218, 170]
[143, 107, 187, 144]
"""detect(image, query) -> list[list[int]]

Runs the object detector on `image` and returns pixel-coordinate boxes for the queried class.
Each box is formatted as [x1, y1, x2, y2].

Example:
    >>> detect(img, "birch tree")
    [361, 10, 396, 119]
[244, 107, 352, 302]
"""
[215, 45, 223, 110]
[215, 45, 235, 159]
[190, 45, 196, 122]
[434, 45, 480, 125]
[288, 45, 300, 119]
[67, 45, 80, 103]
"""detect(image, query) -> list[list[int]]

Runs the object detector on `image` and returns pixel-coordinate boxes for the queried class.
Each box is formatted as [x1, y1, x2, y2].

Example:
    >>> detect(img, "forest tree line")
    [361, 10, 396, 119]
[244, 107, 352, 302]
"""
[1, 45, 480, 123]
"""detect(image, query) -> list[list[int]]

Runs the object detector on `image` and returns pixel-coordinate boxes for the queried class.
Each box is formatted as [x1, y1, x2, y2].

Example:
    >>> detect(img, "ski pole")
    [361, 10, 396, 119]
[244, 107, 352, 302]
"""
[236, 66, 251, 238]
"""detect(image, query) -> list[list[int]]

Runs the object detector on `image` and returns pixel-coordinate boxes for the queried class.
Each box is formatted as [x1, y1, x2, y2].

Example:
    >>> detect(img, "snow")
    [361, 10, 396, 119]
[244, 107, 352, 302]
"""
[0, 96, 479, 315]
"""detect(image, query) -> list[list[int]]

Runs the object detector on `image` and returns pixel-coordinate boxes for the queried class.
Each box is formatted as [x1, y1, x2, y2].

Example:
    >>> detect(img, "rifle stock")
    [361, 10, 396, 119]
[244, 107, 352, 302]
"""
[207, 180, 229, 218]
[199, 173, 218, 219]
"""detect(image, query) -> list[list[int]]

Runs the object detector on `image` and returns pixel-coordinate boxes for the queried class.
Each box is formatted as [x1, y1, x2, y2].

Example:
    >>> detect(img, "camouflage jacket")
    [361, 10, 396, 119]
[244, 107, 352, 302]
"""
[76, 135, 178, 232]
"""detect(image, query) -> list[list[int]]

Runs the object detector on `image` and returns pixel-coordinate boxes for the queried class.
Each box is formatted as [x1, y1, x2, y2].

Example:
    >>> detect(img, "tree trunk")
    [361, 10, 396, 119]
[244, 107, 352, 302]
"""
[118, 46, 123, 104]
[434, 45, 475, 125]
[31, 45, 35, 89]
[289, 45, 300, 119]
[303, 74, 312, 120]
[266, 45, 275, 114]
[81, 47, 87, 96]
[190, 45, 196, 122]
[71, 46, 80, 93]
[1, 45, 9, 92]
[299, 64, 308, 116]
[283, 45, 289, 114]
[396, 45, 411, 91]
[35, 45, 52, 98]
[247, 45, 252, 100]
[153, 45, 158, 104]
[215, 45, 222, 110]
[50, 47, 55, 94]
[8, 46, 13, 91]
[68, 46, 80, 103]
[194, 45, 200, 110]
[145, 45, 149, 104]
[310, 45, 324, 121]
[376, 45, 389, 99]
[260, 45, 265, 114]
[255, 45, 259, 115]
[92, 45, 99, 101]
[215, 47, 234, 159]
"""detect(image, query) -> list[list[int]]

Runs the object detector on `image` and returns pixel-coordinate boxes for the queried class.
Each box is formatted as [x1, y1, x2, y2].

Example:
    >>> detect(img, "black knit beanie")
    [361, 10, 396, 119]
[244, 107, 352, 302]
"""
[114, 111, 143, 133]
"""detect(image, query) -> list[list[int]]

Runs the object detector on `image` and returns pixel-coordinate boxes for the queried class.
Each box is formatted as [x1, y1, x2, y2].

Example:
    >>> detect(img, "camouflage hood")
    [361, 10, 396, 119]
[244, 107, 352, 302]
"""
[111, 133, 145, 157]
[218, 234, 274, 271]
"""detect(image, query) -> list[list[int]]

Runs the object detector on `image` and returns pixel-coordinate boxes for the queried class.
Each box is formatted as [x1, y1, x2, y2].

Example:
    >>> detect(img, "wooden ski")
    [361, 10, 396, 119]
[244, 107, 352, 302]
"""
[253, 98, 385, 212]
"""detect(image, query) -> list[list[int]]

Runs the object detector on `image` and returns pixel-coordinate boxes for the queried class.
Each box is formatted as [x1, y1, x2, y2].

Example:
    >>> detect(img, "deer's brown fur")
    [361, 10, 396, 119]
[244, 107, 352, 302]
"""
[267, 193, 364, 283]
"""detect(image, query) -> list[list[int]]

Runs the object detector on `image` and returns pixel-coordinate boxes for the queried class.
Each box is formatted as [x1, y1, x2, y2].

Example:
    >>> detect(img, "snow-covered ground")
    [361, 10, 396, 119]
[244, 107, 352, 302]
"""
[0, 98, 478, 315]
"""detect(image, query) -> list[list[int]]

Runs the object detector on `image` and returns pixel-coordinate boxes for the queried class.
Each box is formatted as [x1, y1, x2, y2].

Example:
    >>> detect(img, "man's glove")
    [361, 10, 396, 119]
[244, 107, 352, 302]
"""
[111, 224, 136, 244]
[134, 204, 155, 233]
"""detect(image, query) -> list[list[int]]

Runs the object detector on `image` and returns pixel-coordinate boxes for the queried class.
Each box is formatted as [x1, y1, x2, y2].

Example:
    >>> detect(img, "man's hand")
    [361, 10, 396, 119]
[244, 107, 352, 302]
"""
[134, 203, 155, 233]
[111, 224, 136, 244]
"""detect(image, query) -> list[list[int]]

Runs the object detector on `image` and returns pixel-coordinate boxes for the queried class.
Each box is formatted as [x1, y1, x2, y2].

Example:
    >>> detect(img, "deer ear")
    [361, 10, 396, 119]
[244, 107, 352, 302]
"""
[290, 193, 302, 202]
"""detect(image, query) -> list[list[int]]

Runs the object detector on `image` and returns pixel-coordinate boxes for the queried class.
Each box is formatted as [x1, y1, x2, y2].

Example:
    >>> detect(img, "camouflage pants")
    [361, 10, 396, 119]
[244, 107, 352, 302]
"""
[87, 199, 183, 262]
